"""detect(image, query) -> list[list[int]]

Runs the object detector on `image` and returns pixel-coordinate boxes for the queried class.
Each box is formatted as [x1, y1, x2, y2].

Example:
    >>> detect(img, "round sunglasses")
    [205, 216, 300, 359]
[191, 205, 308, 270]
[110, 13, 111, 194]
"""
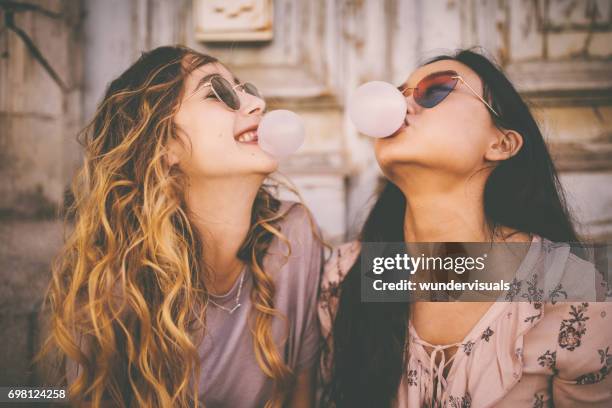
[201, 75, 262, 111]
[399, 70, 499, 117]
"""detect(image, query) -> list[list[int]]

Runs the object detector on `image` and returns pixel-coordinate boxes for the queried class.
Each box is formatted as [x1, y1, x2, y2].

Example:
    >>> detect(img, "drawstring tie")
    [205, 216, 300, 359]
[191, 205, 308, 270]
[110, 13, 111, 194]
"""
[411, 336, 461, 407]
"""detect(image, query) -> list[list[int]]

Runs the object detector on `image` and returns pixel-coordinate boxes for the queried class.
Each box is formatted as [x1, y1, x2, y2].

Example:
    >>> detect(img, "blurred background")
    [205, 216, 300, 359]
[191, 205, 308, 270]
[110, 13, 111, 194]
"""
[1, 0, 611, 387]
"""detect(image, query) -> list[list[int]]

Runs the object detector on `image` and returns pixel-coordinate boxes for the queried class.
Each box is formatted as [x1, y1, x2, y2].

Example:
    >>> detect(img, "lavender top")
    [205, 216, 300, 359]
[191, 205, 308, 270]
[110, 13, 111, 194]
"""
[197, 201, 323, 407]
[67, 201, 323, 407]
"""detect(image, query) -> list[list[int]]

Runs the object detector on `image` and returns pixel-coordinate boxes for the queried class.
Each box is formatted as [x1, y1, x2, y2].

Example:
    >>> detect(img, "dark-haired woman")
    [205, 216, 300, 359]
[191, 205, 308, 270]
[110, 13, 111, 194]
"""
[319, 50, 611, 407]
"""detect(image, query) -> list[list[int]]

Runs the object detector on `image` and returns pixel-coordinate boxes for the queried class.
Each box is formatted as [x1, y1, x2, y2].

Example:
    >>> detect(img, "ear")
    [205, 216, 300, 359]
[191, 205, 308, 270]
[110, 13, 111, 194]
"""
[165, 137, 182, 167]
[485, 129, 523, 162]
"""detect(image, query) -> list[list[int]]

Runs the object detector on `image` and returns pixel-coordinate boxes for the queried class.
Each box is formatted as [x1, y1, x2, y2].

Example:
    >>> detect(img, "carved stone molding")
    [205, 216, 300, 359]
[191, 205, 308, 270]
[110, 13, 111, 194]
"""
[193, 0, 274, 42]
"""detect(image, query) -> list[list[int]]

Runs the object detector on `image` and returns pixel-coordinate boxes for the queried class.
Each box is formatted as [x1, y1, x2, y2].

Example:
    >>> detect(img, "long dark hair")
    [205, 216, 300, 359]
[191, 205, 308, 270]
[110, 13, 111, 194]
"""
[321, 49, 580, 407]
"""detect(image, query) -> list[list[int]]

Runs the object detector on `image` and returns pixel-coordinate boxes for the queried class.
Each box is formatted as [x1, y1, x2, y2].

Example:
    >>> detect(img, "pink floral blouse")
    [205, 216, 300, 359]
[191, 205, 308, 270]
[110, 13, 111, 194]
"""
[319, 237, 612, 407]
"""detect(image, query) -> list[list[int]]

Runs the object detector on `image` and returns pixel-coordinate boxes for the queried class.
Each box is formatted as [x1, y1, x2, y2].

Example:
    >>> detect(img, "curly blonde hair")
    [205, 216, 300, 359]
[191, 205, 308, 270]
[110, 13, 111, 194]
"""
[38, 46, 294, 407]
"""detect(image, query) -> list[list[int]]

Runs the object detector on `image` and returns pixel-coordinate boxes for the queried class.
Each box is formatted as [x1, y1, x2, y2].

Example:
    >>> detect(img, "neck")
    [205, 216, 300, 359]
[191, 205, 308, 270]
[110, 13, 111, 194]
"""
[185, 175, 263, 294]
[393, 168, 492, 242]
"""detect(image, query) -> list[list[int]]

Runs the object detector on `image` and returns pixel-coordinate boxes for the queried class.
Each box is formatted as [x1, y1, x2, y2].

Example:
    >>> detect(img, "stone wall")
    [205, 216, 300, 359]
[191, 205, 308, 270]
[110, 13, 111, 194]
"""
[0, 0, 83, 388]
[78, 0, 612, 242]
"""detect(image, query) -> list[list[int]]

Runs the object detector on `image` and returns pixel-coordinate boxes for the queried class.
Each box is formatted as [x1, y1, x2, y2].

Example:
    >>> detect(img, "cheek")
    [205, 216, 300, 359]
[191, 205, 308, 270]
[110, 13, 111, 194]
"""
[375, 108, 492, 173]
[374, 137, 407, 168]
[420, 104, 490, 158]
[178, 106, 234, 148]
[173, 107, 238, 173]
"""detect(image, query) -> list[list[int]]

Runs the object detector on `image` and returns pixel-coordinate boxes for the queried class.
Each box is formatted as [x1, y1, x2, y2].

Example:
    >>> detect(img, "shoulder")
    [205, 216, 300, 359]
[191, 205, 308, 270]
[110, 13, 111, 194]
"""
[266, 200, 320, 259]
[275, 200, 315, 241]
[321, 241, 361, 290]
[278, 199, 307, 217]
[537, 237, 607, 302]
[318, 241, 361, 337]
[265, 200, 322, 287]
[564, 249, 608, 301]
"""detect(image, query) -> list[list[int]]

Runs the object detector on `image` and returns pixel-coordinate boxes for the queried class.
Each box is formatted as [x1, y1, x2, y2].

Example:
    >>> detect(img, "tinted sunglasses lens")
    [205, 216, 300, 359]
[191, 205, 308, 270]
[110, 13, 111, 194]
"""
[415, 73, 458, 108]
[211, 76, 240, 110]
[243, 82, 262, 99]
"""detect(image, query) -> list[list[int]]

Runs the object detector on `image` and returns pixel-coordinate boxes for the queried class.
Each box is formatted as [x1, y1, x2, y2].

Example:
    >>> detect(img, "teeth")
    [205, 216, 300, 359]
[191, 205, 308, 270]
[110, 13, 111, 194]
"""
[236, 130, 257, 143]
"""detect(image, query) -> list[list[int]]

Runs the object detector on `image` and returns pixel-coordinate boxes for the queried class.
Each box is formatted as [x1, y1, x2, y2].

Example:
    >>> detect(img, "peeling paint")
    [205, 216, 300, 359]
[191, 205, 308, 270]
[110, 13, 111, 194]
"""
[0, 184, 58, 220]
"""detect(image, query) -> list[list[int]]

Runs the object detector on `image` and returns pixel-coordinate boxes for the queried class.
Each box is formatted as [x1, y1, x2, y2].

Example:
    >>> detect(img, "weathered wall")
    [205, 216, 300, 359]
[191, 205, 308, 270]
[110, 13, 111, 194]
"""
[0, 0, 83, 387]
[77, 0, 612, 242]
[0, 0, 82, 218]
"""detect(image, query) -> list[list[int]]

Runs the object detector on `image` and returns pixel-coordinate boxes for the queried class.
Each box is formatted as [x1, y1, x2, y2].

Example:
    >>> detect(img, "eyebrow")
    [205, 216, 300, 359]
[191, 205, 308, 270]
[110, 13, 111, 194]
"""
[398, 81, 413, 94]
[194, 73, 241, 94]
[397, 70, 456, 93]
[398, 76, 418, 93]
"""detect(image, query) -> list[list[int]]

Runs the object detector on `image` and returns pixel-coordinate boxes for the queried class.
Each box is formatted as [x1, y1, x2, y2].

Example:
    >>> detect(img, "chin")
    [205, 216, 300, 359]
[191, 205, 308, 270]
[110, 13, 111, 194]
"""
[375, 147, 408, 170]
[192, 155, 278, 178]
[250, 156, 279, 176]
[376, 150, 428, 179]
[227, 144, 277, 174]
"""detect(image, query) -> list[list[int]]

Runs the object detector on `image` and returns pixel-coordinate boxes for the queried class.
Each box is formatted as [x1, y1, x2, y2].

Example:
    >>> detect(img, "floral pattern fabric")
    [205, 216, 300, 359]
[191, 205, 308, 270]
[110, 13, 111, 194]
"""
[319, 237, 612, 407]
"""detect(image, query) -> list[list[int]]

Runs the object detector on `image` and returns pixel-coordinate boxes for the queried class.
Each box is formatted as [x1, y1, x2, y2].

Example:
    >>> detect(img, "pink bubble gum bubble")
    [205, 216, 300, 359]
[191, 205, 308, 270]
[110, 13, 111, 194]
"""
[347, 81, 407, 138]
[257, 110, 305, 158]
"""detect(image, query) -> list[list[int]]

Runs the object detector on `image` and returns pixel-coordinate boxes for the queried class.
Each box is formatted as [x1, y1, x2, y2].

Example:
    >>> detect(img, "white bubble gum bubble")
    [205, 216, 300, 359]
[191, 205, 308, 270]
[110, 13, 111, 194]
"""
[347, 81, 407, 138]
[257, 110, 305, 158]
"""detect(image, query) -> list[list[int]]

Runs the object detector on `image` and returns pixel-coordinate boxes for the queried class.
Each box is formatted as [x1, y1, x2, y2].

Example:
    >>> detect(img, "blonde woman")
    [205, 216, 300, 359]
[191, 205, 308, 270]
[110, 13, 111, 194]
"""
[40, 46, 322, 407]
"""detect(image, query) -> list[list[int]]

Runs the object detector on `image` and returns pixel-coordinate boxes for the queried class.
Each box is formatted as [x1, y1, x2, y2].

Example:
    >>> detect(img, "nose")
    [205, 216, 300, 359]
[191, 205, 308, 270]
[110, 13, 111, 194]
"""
[239, 91, 266, 115]
[405, 94, 419, 115]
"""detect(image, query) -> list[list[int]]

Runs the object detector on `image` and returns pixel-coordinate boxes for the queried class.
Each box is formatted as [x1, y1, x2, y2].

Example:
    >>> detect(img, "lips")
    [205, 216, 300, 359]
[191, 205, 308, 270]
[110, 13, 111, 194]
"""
[234, 125, 259, 143]
[385, 116, 410, 138]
